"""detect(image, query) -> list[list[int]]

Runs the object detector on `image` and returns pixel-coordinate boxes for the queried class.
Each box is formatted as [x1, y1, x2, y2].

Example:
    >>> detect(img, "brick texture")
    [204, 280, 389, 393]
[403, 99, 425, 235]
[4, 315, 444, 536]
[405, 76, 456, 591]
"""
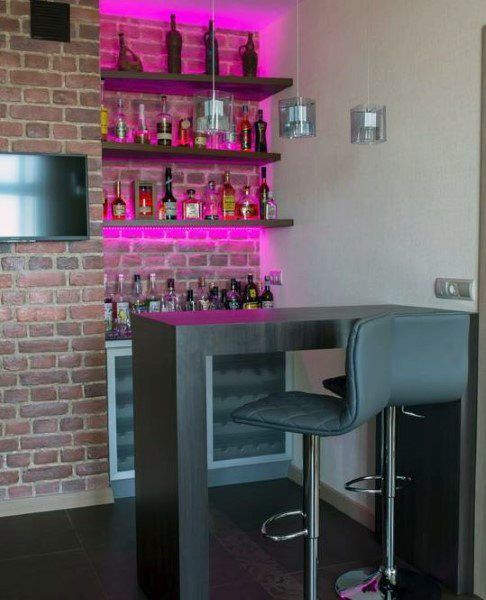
[0, 0, 107, 501]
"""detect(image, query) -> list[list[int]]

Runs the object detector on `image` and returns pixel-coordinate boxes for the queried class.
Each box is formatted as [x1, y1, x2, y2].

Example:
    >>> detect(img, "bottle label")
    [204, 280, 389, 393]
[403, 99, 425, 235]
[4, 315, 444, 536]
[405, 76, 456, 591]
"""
[132, 302, 147, 315]
[265, 204, 277, 219]
[164, 201, 177, 219]
[148, 300, 161, 312]
[100, 108, 108, 138]
[199, 299, 210, 311]
[194, 134, 207, 148]
[184, 202, 201, 219]
[261, 301, 274, 308]
[240, 204, 258, 219]
[243, 302, 259, 310]
[223, 195, 235, 215]
[116, 121, 128, 140]
[104, 303, 113, 331]
[157, 121, 172, 143]
[112, 203, 126, 218]
[228, 299, 240, 310]
[116, 301, 130, 327]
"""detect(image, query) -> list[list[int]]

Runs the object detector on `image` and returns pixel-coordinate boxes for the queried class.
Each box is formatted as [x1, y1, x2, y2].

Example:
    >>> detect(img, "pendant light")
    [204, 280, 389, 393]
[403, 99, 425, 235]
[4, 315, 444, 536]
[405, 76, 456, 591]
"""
[350, 0, 386, 144]
[279, 0, 316, 139]
[194, 0, 233, 138]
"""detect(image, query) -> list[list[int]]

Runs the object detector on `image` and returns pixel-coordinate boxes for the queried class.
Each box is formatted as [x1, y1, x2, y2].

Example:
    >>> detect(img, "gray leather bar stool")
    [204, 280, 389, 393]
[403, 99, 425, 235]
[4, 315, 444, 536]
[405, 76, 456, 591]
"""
[326, 312, 470, 600]
[232, 314, 393, 600]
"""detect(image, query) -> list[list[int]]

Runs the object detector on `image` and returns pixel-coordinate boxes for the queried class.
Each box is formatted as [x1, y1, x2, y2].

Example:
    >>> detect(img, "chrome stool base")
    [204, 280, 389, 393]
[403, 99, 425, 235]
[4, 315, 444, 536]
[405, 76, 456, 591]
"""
[335, 567, 442, 599]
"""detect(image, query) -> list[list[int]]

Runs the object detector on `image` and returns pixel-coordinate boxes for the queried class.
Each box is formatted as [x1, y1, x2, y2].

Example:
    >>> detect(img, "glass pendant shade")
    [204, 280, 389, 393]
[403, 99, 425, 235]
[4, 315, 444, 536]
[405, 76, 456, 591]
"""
[194, 90, 233, 135]
[350, 104, 386, 144]
[279, 96, 316, 139]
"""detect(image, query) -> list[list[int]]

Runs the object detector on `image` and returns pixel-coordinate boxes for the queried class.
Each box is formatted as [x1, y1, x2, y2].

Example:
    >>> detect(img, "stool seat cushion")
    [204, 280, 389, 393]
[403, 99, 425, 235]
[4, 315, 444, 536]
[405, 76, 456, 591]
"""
[232, 391, 346, 436]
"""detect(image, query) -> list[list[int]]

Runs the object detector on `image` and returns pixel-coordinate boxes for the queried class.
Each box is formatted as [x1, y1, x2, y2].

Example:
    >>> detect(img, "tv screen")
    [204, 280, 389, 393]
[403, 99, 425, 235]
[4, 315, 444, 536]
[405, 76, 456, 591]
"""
[0, 152, 89, 241]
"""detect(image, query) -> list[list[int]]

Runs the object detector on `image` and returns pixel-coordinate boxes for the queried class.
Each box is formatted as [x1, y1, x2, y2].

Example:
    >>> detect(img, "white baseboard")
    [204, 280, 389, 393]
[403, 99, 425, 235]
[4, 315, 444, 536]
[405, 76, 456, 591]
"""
[0, 487, 114, 518]
[288, 465, 375, 531]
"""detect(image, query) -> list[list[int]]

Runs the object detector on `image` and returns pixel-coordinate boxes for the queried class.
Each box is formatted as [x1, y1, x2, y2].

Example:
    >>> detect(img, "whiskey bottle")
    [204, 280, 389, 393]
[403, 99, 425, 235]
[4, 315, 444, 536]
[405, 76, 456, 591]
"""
[134, 102, 150, 144]
[259, 167, 270, 219]
[163, 278, 180, 312]
[242, 274, 260, 309]
[130, 274, 147, 315]
[100, 80, 108, 142]
[227, 279, 241, 310]
[178, 117, 192, 147]
[204, 180, 220, 220]
[184, 289, 197, 312]
[111, 181, 126, 220]
[115, 98, 129, 143]
[156, 95, 172, 146]
[146, 273, 161, 312]
[222, 171, 236, 220]
[182, 188, 203, 220]
[196, 276, 210, 310]
[265, 191, 278, 220]
[260, 276, 274, 308]
[114, 274, 131, 335]
[104, 274, 113, 332]
[209, 286, 223, 310]
[254, 109, 267, 152]
[162, 167, 177, 220]
[236, 185, 259, 220]
[240, 105, 252, 152]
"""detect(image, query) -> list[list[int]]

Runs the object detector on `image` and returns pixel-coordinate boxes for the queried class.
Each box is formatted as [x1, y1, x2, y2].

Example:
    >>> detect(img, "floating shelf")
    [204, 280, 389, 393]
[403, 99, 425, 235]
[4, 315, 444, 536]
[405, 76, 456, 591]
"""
[102, 219, 293, 229]
[101, 71, 293, 101]
[102, 142, 281, 166]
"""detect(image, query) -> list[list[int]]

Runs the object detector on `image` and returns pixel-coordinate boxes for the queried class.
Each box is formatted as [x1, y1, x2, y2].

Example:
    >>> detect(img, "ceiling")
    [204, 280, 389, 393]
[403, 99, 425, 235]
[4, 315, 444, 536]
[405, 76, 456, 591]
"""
[99, 0, 295, 31]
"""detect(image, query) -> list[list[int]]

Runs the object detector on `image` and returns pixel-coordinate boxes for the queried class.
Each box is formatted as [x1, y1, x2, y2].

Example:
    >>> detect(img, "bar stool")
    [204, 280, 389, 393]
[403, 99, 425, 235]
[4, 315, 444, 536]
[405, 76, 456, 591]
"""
[326, 312, 470, 599]
[232, 314, 393, 600]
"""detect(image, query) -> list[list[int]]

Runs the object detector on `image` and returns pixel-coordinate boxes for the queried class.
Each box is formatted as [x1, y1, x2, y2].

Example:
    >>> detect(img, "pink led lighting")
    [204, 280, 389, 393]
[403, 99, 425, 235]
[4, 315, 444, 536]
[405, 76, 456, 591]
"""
[102, 226, 262, 239]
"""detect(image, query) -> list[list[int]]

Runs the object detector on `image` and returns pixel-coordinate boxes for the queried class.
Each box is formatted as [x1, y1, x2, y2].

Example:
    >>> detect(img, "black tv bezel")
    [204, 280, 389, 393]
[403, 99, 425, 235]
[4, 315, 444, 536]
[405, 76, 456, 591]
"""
[0, 151, 90, 242]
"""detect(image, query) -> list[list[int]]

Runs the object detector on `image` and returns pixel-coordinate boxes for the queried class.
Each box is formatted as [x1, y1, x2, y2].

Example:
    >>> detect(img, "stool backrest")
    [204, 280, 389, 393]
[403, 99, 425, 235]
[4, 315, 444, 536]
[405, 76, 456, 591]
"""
[343, 314, 392, 431]
[390, 312, 470, 407]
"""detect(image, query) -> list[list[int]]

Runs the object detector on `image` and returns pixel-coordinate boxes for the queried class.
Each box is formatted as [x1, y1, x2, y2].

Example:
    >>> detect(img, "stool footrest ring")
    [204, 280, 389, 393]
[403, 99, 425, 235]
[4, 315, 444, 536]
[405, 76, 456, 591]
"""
[261, 510, 307, 542]
[345, 474, 412, 494]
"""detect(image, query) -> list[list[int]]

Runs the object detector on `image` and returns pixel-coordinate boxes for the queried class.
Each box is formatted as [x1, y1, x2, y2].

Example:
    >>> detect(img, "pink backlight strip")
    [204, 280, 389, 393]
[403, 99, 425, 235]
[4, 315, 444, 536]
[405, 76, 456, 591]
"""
[102, 226, 262, 239]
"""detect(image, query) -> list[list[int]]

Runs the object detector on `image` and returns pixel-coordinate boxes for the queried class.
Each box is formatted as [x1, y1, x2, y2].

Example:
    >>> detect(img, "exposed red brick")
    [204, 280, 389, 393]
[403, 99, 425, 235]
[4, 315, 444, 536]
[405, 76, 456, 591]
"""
[60, 416, 84, 431]
[0, 471, 20, 485]
[0, 340, 15, 354]
[72, 336, 104, 352]
[18, 272, 65, 287]
[21, 434, 71, 450]
[72, 399, 106, 414]
[28, 290, 55, 304]
[8, 485, 33, 499]
[7, 453, 30, 468]
[19, 339, 69, 353]
[29, 355, 56, 369]
[70, 305, 102, 320]
[69, 271, 103, 286]
[23, 88, 50, 104]
[61, 448, 85, 462]
[5, 420, 30, 435]
[31, 387, 57, 402]
[56, 322, 81, 336]
[3, 356, 28, 371]
[23, 465, 72, 482]
[19, 370, 69, 386]
[76, 461, 108, 476]
[15, 242, 66, 254]
[29, 323, 55, 338]
[33, 450, 59, 465]
[58, 385, 84, 400]
[35, 481, 59, 495]
[17, 306, 67, 322]
[74, 430, 108, 445]
[25, 123, 50, 139]
[72, 367, 105, 383]
[33, 419, 58, 434]
[4, 389, 29, 403]
[87, 445, 108, 460]
[20, 402, 68, 418]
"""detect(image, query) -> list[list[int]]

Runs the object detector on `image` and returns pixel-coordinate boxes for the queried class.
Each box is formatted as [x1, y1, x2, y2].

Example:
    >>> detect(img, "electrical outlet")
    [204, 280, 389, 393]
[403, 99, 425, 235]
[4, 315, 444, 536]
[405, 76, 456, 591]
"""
[269, 270, 283, 286]
[435, 278, 474, 301]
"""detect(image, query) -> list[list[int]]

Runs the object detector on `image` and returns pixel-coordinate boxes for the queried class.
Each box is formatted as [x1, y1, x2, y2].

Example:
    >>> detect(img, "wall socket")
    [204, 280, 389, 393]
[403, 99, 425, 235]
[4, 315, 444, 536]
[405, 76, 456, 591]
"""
[435, 278, 474, 301]
[269, 270, 283, 286]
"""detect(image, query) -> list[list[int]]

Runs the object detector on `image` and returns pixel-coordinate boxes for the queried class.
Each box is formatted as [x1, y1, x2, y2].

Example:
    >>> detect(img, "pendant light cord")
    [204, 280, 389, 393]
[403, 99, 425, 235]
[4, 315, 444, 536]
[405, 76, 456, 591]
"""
[366, 0, 371, 107]
[296, 0, 300, 98]
[211, 0, 216, 98]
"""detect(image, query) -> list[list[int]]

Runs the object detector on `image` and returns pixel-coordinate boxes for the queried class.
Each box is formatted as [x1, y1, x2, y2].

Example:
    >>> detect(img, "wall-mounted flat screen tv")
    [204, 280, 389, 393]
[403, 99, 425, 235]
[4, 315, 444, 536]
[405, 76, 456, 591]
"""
[0, 152, 89, 241]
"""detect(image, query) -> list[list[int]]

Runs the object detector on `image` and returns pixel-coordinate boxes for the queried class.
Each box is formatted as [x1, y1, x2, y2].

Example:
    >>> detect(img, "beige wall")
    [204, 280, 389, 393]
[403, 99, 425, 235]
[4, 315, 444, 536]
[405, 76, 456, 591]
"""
[261, 1, 486, 595]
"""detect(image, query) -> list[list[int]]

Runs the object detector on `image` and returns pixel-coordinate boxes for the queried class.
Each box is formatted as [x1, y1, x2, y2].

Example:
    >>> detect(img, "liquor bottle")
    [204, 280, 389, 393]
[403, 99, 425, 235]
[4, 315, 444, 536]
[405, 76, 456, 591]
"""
[260, 276, 274, 308]
[156, 95, 172, 147]
[220, 289, 228, 309]
[204, 19, 219, 76]
[204, 180, 220, 220]
[236, 185, 259, 220]
[130, 274, 147, 315]
[240, 105, 252, 152]
[117, 31, 143, 72]
[114, 274, 130, 335]
[103, 189, 109, 220]
[224, 122, 238, 151]
[178, 117, 192, 147]
[137, 183, 154, 219]
[182, 188, 203, 220]
[100, 80, 108, 142]
[222, 171, 236, 220]
[194, 128, 207, 149]
[111, 181, 126, 220]
[209, 286, 223, 310]
[196, 276, 210, 310]
[242, 274, 260, 309]
[104, 274, 113, 332]
[227, 279, 241, 310]
[115, 98, 129, 143]
[265, 191, 278, 220]
[161, 167, 177, 220]
[166, 14, 182, 74]
[146, 273, 161, 312]
[134, 102, 150, 144]
[259, 167, 270, 219]
[254, 109, 267, 152]
[184, 289, 197, 311]
[163, 278, 180, 312]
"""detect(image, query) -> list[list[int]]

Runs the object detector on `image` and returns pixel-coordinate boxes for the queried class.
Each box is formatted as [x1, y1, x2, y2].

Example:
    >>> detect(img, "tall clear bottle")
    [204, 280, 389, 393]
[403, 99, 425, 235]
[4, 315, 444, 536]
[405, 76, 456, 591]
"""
[134, 102, 150, 144]
[204, 180, 220, 220]
[130, 274, 146, 315]
[114, 274, 131, 335]
[184, 289, 197, 311]
[156, 95, 172, 147]
[196, 276, 210, 310]
[146, 273, 161, 312]
[104, 274, 113, 332]
[114, 98, 129, 143]
[163, 278, 180, 312]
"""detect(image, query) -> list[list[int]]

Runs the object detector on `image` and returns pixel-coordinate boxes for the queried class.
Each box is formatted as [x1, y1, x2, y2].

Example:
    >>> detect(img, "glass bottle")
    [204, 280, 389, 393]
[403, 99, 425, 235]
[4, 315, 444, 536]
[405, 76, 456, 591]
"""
[222, 171, 236, 220]
[240, 104, 252, 152]
[182, 188, 203, 220]
[196, 276, 210, 311]
[203, 180, 220, 220]
[259, 167, 270, 219]
[220, 289, 228, 309]
[103, 189, 109, 220]
[184, 289, 197, 311]
[194, 128, 208, 149]
[166, 14, 182, 74]
[209, 285, 223, 310]
[224, 122, 238, 151]
[236, 185, 259, 220]
[137, 184, 154, 219]
[111, 181, 126, 220]
[163, 278, 180, 312]
[254, 109, 267, 152]
[178, 117, 192, 147]
[134, 102, 150, 144]
[115, 98, 129, 143]
[242, 274, 260, 309]
[104, 274, 113, 332]
[161, 167, 177, 220]
[156, 95, 172, 147]
[265, 191, 278, 220]
[204, 19, 219, 76]
[146, 273, 161, 312]
[100, 80, 108, 142]
[130, 274, 147, 315]
[114, 274, 130, 335]
[227, 278, 241, 310]
[260, 276, 274, 308]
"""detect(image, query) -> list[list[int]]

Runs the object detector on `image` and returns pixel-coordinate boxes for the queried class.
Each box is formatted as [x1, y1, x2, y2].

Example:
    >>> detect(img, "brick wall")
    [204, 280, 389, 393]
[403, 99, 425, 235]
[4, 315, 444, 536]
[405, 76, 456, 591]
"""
[0, 0, 107, 500]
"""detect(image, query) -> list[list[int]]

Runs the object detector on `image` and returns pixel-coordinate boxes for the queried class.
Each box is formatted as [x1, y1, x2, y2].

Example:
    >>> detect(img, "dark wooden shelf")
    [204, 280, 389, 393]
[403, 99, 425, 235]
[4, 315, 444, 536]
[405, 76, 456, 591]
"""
[101, 71, 293, 101]
[102, 219, 293, 229]
[102, 142, 281, 166]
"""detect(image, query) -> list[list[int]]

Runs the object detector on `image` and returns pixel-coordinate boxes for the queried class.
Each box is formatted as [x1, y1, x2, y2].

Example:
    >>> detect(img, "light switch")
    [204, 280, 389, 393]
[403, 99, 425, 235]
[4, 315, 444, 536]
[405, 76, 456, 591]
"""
[435, 278, 474, 301]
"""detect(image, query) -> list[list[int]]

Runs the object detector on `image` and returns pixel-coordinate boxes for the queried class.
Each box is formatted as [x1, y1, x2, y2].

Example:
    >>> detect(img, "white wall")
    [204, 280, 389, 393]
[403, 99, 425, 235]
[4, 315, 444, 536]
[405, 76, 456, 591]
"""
[260, 0, 486, 549]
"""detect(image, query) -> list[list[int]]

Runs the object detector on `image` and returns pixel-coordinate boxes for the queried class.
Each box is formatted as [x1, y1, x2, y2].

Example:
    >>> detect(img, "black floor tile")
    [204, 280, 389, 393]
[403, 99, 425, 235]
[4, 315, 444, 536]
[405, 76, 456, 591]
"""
[86, 544, 145, 600]
[0, 510, 79, 561]
[0, 549, 106, 600]
[211, 581, 273, 599]
[210, 536, 252, 588]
